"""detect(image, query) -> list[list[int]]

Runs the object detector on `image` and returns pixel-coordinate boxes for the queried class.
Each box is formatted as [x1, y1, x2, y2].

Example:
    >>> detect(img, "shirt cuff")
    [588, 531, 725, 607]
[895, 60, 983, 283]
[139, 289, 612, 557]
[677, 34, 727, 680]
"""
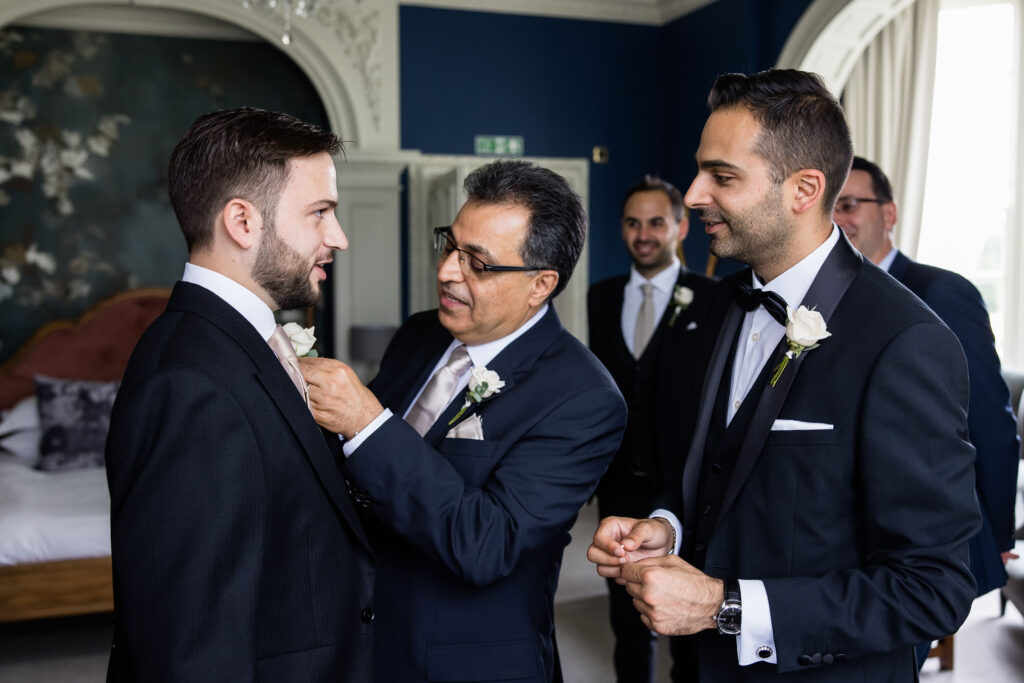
[736, 579, 777, 665]
[340, 408, 393, 457]
[650, 509, 682, 555]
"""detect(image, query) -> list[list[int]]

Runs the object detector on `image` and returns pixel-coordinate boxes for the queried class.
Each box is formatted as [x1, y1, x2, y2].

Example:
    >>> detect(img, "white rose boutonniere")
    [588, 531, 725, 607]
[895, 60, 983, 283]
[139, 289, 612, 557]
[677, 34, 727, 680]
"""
[669, 285, 695, 326]
[449, 366, 505, 425]
[282, 322, 318, 357]
[769, 306, 830, 387]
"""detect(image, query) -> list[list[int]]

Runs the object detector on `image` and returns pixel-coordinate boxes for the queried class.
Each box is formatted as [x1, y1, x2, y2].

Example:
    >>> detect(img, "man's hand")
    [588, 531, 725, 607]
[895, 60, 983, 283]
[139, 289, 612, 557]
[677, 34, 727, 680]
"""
[298, 357, 384, 439]
[587, 516, 673, 583]
[621, 556, 724, 636]
[1002, 550, 1020, 565]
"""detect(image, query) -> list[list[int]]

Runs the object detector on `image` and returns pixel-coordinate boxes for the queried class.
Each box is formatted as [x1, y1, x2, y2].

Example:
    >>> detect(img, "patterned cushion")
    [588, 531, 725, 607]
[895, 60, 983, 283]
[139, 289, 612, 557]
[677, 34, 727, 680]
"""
[34, 375, 118, 472]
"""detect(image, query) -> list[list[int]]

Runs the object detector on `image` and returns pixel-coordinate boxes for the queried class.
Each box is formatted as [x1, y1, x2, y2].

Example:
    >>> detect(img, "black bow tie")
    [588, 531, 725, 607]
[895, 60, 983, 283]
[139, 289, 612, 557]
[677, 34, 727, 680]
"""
[733, 280, 789, 326]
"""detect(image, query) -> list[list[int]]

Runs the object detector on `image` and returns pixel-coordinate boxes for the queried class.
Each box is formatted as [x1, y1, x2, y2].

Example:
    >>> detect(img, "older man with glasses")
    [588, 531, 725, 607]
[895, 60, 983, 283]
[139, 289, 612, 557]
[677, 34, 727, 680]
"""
[299, 159, 626, 683]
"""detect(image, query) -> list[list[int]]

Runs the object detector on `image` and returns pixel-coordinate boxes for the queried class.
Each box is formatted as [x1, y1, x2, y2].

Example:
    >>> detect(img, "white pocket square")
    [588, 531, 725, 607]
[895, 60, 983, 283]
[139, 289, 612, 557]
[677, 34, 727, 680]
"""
[685, 321, 698, 331]
[446, 413, 484, 440]
[771, 419, 833, 431]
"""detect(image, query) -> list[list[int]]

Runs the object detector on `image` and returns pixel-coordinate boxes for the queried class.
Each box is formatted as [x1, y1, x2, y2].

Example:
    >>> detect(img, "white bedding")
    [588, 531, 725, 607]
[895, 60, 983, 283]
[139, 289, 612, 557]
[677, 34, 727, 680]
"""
[0, 455, 110, 566]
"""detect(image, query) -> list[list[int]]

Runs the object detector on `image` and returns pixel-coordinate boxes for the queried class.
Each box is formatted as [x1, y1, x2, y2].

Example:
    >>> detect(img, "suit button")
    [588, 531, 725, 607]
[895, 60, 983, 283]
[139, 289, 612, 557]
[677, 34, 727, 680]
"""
[702, 504, 712, 515]
[361, 607, 374, 624]
[798, 655, 812, 666]
[711, 463, 723, 474]
[823, 654, 834, 664]
[810, 653, 822, 665]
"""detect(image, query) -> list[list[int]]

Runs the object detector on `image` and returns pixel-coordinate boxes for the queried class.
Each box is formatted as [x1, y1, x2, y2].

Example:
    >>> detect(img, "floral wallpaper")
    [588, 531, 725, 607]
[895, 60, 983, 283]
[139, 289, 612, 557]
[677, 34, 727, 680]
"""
[0, 25, 328, 363]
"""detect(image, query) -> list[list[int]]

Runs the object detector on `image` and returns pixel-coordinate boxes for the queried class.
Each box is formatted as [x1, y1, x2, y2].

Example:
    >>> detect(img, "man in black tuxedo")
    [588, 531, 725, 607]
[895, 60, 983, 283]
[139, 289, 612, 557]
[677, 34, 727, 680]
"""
[105, 109, 374, 682]
[588, 175, 715, 682]
[589, 70, 980, 681]
[300, 160, 626, 682]
[836, 156, 1020, 666]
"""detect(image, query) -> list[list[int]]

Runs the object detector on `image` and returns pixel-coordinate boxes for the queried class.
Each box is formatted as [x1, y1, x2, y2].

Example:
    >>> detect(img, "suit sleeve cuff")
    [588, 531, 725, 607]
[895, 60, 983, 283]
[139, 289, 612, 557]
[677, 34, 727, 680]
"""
[650, 509, 682, 555]
[736, 579, 777, 665]
[341, 409, 393, 457]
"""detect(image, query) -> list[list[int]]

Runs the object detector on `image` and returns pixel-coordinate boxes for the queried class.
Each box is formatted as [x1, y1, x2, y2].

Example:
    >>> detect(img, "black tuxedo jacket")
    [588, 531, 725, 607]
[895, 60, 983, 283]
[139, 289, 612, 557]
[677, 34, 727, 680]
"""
[889, 250, 1020, 596]
[342, 306, 625, 682]
[105, 282, 374, 683]
[677, 234, 980, 681]
[588, 269, 716, 502]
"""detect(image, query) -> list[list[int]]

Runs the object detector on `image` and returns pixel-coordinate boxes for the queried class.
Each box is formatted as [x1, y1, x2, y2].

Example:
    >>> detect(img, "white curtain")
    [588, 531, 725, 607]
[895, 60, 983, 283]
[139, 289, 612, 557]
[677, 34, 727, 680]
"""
[843, 0, 940, 257]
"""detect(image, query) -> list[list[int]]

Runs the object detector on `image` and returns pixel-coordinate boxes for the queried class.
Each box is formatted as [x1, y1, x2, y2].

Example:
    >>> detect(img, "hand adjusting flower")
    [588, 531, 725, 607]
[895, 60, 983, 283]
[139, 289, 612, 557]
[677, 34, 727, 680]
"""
[283, 322, 318, 357]
[669, 285, 695, 326]
[449, 366, 505, 425]
[769, 306, 830, 387]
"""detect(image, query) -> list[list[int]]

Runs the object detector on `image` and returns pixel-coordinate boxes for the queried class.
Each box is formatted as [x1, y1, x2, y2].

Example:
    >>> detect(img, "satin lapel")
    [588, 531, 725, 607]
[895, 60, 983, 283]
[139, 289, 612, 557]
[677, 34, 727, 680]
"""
[680, 301, 744, 526]
[714, 234, 863, 529]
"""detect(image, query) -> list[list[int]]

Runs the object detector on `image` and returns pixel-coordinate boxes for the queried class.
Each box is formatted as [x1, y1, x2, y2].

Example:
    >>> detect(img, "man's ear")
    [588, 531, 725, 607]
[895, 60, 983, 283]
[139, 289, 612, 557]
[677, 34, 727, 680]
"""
[220, 198, 261, 250]
[882, 201, 898, 232]
[790, 169, 826, 215]
[529, 271, 559, 307]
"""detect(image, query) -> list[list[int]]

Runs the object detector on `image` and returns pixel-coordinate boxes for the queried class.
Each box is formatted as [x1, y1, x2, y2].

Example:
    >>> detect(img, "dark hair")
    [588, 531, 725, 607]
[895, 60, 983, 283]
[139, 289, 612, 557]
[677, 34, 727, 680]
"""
[621, 174, 687, 222]
[463, 160, 585, 300]
[708, 69, 853, 214]
[168, 107, 342, 253]
[850, 156, 894, 203]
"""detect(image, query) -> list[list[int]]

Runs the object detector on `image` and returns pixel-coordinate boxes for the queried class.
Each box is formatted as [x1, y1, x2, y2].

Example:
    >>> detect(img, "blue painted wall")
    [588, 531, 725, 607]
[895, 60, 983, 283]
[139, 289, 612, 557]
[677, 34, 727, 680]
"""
[399, 1, 814, 283]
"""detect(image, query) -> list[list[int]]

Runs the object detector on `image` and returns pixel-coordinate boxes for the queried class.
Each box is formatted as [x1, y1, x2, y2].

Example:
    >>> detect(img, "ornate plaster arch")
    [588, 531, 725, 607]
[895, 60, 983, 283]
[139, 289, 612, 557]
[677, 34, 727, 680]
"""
[0, 0, 401, 150]
[776, 0, 917, 94]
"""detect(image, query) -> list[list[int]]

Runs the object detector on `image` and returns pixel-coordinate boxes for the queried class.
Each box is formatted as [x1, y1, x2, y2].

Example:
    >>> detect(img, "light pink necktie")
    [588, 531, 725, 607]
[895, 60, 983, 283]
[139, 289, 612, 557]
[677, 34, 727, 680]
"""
[405, 345, 472, 436]
[268, 324, 309, 406]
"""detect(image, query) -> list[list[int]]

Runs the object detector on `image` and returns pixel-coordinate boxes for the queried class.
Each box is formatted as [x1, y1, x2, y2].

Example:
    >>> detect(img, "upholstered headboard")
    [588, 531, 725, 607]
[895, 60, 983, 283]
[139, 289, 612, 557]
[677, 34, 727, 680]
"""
[0, 288, 171, 410]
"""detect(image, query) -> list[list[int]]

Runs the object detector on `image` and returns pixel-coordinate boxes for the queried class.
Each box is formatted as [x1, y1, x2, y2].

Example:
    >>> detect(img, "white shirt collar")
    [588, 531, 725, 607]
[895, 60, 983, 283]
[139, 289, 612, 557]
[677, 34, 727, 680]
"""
[755, 226, 840, 310]
[627, 258, 681, 294]
[878, 247, 899, 272]
[181, 262, 277, 341]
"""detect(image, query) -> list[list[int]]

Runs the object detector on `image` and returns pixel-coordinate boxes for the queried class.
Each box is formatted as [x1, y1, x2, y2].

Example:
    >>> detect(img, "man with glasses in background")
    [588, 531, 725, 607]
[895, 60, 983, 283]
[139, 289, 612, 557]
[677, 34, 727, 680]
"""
[300, 159, 626, 682]
[836, 156, 1020, 669]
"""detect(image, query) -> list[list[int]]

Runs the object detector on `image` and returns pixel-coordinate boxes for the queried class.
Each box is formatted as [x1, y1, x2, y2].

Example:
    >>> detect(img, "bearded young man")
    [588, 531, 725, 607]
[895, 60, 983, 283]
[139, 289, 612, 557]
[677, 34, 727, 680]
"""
[589, 69, 980, 682]
[105, 108, 374, 682]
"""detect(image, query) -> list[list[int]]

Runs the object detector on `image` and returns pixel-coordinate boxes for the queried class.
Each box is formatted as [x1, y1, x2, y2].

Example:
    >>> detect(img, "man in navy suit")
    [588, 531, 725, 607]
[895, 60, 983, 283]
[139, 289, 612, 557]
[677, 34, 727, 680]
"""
[301, 159, 626, 682]
[589, 70, 980, 682]
[588, 175, 715, 682]
[105, 109, 374, 681]
[836, 156, 1020, 666]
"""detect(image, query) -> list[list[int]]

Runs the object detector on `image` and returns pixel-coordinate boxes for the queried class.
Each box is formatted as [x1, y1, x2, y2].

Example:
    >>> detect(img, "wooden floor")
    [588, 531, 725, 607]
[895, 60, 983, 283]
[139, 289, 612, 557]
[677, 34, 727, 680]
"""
[1, 503, 1022, 682]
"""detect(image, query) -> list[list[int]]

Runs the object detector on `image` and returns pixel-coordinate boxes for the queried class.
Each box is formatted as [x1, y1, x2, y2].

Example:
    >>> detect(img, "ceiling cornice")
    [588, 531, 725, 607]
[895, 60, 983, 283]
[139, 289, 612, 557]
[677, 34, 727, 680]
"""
[400, 0, 719, 26]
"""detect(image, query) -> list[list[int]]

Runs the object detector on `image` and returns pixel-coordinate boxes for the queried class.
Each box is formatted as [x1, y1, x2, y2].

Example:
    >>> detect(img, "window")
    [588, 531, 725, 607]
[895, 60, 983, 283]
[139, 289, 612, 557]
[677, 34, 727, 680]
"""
[917, 0, 1022, 362]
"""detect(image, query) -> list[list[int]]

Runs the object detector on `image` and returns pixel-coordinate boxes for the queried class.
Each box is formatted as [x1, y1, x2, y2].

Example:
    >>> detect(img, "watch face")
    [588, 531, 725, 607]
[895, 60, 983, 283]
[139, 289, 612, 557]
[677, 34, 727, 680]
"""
[717, 603, 742, 635]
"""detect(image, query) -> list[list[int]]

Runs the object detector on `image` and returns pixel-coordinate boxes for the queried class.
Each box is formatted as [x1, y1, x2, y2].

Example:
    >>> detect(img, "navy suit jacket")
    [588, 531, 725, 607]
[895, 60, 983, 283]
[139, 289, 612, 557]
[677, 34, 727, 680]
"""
[106, 282, 375, 683]
[889, 250, 1019, 595]
[342, 306, 625, 682]
[678, 234, 980, 681]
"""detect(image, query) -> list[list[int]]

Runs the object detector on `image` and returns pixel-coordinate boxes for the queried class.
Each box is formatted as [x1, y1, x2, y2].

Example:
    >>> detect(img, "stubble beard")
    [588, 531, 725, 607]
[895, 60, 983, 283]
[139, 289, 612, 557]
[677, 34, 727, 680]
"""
[705, 182, 791, 271]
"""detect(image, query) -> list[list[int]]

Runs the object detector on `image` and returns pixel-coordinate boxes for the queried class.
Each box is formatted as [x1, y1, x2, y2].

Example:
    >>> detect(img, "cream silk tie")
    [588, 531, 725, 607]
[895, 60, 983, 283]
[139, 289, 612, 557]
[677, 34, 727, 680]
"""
[633, 282, 655, 358]
[405, 345, 472, 436]
[268, 324, 309, 406]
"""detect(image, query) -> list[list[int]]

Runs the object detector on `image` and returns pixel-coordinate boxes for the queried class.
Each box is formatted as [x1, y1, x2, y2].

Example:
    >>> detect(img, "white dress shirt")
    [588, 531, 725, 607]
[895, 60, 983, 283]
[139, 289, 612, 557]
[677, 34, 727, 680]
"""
[181, 262, 276, 341]
[878, 246, 898, 273]
[620, 259, 682, 356]
[343, 304, 550, 455]
[654, 227, 841, 666]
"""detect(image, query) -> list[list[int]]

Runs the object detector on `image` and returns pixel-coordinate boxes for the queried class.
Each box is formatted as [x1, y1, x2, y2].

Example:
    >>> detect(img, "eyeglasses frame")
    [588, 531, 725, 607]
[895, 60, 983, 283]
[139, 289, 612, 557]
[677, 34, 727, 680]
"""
[433, 226, 550, 274]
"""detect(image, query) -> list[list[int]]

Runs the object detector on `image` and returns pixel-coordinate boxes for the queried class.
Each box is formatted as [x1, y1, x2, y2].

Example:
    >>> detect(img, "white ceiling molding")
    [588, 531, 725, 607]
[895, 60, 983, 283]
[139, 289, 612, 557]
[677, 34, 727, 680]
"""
[13, 5, 258, 40]
[776, 0, 915, 95]
[400, 0, 719, 26]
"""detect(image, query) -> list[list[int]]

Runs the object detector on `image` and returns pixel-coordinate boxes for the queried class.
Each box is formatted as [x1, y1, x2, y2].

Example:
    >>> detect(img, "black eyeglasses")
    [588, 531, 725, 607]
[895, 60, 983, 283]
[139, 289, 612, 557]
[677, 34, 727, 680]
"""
[433, 227, 549, 276]
[834, 196, 885, 214]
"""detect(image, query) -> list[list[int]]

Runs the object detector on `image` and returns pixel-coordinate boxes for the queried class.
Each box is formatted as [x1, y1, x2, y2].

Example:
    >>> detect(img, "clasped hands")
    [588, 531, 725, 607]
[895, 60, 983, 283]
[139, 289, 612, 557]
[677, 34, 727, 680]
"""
[298, 358, 384, 439]
[587, 515, 724, 636]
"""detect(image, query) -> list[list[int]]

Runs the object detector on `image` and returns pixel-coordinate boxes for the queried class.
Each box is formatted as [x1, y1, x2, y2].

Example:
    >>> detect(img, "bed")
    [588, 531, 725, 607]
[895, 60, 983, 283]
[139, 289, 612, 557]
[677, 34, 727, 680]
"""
[0, 288, 170, 622]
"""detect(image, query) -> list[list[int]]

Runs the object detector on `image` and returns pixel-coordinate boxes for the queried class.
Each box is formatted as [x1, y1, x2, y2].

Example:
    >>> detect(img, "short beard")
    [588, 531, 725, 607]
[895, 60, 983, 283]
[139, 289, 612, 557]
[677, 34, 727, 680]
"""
[706, 181, 790, 270]
[252, 217, 318, 310]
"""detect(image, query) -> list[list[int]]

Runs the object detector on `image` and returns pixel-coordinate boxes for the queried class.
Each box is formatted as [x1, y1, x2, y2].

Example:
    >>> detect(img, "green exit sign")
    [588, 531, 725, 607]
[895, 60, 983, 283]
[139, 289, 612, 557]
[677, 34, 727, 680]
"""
[474, 135, 524, 156]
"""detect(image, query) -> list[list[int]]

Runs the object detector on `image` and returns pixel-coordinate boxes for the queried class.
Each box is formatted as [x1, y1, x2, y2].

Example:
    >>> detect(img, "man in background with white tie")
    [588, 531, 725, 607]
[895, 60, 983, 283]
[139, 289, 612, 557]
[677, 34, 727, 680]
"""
[106, 108, 374, 682]
[300, 159, 626, 683]
[587, 175, 715, 683]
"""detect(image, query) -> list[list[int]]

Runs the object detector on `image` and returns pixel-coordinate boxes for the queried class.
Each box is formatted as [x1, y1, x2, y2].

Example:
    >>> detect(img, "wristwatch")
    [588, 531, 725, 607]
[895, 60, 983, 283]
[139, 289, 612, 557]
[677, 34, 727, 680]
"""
[715, 578, 742, 635]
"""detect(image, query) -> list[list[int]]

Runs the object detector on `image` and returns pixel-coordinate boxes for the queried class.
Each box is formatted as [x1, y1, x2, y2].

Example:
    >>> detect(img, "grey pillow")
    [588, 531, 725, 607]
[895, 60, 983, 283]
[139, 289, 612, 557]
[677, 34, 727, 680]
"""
[34, 375, 118, 472]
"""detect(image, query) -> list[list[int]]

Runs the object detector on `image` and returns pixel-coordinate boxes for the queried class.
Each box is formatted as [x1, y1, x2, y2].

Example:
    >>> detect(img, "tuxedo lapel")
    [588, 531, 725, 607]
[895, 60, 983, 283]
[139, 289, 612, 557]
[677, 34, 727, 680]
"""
[714, 233, 863, 528]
